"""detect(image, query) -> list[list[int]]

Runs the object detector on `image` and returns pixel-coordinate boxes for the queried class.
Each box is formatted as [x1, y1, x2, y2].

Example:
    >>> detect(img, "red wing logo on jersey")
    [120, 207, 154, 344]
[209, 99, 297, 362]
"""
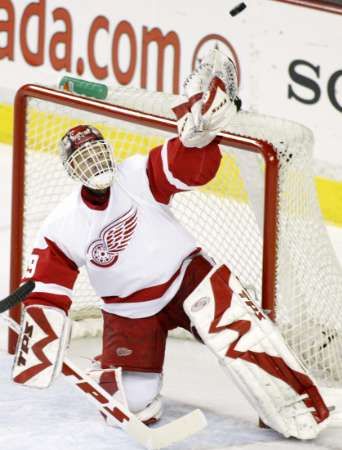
[87, 208, 138, 267]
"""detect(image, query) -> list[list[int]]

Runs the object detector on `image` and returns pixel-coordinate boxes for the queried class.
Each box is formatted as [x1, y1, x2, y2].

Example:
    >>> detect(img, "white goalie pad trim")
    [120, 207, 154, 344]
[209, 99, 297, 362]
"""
[183, 265, 331, 440]
[12, 305, 71, 388]
[33, 281, 73, 297]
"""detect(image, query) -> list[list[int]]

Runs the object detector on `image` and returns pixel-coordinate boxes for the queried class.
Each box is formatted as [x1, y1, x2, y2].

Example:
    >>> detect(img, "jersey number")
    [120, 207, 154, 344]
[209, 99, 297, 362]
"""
[23, 255, 39, 278]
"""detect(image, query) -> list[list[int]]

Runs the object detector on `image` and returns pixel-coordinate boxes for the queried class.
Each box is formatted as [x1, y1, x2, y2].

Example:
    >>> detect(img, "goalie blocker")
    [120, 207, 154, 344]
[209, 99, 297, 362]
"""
[12, 305, 71, 388]
[183, 264, 331, 440]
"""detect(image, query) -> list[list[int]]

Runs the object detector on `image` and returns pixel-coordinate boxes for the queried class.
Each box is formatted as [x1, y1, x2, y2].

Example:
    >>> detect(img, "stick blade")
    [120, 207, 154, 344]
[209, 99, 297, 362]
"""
[124, 409, 206, 450]
[148, 409, 207, 449]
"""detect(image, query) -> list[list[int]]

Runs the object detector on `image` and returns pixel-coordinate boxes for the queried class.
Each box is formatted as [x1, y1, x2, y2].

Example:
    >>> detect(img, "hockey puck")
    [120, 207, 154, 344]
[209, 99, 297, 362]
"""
[229, 2, 247, 16]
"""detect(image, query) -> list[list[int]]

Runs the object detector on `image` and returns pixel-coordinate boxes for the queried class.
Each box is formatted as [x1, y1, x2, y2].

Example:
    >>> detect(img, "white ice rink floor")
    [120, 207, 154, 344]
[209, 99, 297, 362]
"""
[1, 143, 342, 450]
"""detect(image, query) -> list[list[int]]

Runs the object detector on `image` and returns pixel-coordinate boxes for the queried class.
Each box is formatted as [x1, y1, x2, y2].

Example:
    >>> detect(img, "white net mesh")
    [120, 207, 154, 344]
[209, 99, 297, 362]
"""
[16, 85, 342, 387]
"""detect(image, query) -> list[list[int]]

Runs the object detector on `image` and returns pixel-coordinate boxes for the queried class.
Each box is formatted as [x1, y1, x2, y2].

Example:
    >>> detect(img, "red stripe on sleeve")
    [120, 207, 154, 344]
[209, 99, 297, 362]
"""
[147, 145, 183, 204]
[23, 293, 71, 314]
[21, 237, 78, 312]
[22, 237, 79, 289]
[167, 138, 222, 187]
[147, 138, 222, 204]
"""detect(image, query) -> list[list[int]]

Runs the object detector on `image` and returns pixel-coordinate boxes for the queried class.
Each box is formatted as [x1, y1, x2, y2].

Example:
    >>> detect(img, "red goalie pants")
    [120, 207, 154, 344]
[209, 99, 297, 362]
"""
[101, 255, 213, 373]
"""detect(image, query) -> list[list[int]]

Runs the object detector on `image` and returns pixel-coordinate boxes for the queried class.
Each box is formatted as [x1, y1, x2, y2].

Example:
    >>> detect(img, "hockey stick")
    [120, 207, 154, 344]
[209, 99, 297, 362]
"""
[0, 280, 35, 313]
[2, 314, 206, 449]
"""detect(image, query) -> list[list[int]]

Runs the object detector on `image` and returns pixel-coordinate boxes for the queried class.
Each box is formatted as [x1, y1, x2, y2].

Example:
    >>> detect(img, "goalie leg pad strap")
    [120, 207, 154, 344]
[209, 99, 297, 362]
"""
[183, 265, 330, 439]
[12, 305, 71, 388]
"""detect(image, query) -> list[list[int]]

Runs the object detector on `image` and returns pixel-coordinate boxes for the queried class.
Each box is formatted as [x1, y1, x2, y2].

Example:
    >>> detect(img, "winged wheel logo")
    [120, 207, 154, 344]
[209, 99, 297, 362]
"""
[87, 208, 138, 267]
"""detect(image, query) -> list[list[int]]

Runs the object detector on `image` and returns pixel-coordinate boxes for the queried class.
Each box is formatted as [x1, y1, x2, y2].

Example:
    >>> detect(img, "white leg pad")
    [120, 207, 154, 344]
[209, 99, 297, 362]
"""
[183, 264, 331, 439]
[122, 371, 163, 414]
[90, 363, 163, 426]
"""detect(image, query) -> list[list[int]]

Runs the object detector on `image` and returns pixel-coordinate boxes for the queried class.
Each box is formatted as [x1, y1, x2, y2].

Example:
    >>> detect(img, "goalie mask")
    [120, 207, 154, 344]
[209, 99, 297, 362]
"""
[60, 125, 116, 190]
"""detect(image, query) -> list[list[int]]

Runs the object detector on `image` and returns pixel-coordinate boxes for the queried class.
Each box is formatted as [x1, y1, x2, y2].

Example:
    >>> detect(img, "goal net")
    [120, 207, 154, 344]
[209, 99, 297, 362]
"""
[9, 83, 342, 388]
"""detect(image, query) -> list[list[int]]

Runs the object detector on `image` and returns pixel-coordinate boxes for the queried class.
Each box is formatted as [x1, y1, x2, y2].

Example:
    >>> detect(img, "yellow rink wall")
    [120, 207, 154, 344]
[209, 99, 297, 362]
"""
[1, 102, 342, 227]
[0, 104, 14, 146]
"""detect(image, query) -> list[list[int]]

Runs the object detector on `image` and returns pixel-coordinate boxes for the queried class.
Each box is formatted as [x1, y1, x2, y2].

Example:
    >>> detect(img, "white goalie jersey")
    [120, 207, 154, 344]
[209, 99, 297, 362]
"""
[22, 137, 222, 318]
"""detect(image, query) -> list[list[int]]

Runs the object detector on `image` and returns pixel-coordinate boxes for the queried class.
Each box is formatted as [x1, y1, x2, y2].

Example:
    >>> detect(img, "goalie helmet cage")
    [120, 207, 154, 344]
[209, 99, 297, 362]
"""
[9, 83, 342, 388]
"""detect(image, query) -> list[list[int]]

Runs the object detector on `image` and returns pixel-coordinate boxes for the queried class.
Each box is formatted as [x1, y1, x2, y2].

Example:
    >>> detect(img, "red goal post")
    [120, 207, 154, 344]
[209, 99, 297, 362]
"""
[9, 83, 342, 389]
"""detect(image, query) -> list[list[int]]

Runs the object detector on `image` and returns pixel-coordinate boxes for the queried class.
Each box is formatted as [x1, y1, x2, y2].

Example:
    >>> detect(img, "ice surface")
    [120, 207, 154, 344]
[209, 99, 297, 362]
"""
[1, 338, 342, 450]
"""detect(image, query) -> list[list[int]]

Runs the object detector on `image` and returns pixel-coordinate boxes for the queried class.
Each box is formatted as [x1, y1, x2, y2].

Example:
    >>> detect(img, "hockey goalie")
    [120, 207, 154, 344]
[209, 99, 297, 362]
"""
[12, 49, 331, 439]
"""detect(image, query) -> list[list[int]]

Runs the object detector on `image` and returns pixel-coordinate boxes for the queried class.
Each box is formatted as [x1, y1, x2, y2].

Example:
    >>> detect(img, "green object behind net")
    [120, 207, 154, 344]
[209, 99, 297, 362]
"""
[59, 76, 108, 100]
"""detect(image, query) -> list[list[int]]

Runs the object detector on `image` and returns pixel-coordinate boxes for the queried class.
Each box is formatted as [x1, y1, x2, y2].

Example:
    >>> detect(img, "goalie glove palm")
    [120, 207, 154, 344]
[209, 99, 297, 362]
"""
[173, 49, 239, 148]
